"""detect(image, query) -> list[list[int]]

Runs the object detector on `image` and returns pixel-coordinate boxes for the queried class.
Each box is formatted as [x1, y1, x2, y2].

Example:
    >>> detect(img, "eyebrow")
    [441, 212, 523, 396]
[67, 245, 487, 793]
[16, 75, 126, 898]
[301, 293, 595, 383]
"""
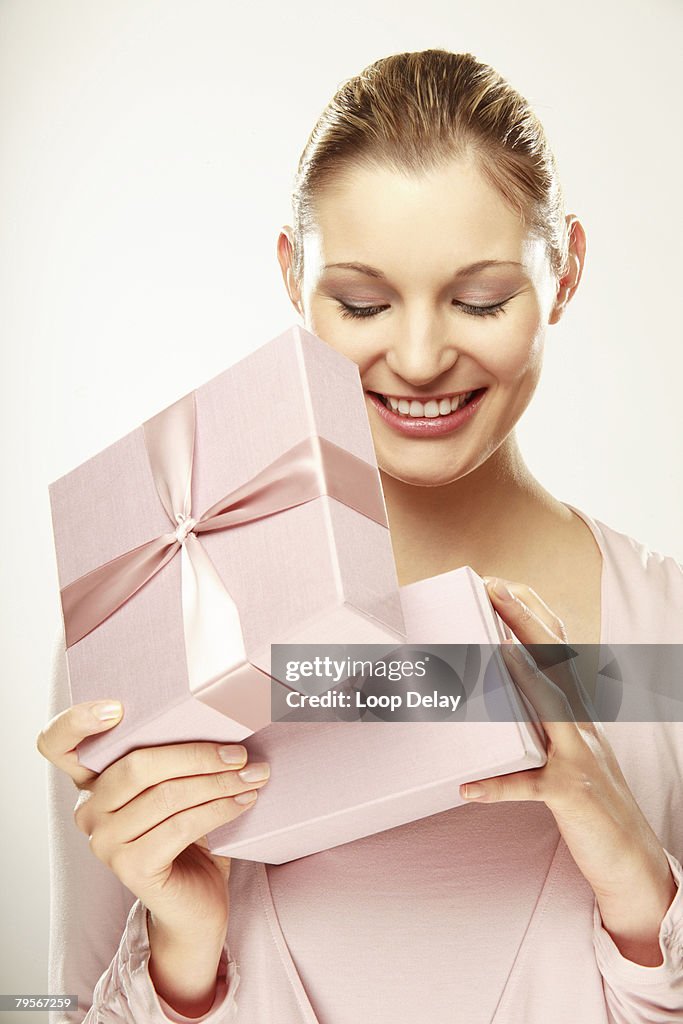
[322, 259, 524, 280]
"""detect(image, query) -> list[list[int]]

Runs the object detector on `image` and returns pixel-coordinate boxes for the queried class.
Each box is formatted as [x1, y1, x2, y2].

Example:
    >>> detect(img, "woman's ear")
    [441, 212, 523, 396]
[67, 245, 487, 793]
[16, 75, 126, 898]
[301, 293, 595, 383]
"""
[548, 215, 586, 325]
[276, 227, 305, 318]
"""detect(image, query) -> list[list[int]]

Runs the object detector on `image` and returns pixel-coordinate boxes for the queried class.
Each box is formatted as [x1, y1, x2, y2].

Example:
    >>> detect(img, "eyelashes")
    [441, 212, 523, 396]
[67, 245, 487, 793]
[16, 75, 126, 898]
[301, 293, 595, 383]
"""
[338, 303, 387, 320]
[337, 299, 509, 320]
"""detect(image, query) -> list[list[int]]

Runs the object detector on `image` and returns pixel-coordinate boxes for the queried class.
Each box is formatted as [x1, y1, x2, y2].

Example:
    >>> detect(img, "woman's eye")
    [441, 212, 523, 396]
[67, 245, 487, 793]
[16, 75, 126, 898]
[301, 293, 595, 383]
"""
[337, 302, 388, 320]
[337, 299, 510, 320]
[453, 300, 508, 318]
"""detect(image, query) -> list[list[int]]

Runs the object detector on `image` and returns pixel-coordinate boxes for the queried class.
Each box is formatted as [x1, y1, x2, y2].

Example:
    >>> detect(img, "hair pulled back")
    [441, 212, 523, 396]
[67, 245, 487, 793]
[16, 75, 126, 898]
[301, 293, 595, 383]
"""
[290, 49, 568, 284]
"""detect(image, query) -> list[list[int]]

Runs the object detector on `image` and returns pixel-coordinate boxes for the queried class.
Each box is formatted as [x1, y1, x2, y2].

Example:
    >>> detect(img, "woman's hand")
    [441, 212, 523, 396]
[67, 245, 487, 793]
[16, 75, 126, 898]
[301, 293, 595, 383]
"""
[458, 577, 678, 966]
[35, 701, 270, 939]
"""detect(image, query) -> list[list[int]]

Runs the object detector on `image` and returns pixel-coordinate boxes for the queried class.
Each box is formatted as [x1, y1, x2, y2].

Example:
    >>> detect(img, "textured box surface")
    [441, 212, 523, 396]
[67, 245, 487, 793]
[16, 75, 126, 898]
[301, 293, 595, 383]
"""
[49, 325, 405, 772]
[206, 566, 548, 863]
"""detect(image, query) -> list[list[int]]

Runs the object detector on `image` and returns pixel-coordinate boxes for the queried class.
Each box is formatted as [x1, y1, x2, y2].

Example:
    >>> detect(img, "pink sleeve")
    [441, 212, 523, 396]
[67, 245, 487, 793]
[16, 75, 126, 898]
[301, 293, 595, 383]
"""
[45, 625, 240, 1024]
[83, 898, 239, 1023]
[592, 848, 683, 1023]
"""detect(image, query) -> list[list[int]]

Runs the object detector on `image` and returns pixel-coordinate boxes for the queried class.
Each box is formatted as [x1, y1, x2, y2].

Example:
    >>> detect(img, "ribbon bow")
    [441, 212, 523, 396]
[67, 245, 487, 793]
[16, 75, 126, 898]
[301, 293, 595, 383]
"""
[59, 389, 388, 710]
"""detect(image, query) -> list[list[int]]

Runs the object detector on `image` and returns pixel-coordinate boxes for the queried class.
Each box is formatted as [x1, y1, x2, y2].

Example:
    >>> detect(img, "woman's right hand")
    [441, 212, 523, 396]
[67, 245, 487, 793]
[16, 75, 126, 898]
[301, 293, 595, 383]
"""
[35, 700, 271, 940]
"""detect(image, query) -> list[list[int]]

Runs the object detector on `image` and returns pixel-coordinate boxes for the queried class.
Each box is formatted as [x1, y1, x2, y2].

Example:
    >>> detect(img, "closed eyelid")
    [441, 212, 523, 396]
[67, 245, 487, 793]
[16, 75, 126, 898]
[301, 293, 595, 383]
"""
[335, 296, 511, 320]
[455, 288, 524, 306]
[455, 292, 511, 303]
[323, 281, 523, 303]
[332, 295, 388, 304]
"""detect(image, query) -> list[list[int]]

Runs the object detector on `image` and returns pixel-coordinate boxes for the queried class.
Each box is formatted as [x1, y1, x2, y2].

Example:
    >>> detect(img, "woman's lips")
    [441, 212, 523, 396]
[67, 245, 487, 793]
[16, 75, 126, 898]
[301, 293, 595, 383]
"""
[366, 388, 487, 437]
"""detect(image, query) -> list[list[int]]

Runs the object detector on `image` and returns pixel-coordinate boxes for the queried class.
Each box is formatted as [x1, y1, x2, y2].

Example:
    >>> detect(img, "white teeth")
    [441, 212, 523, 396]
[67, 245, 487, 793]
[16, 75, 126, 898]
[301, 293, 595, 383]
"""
[380, 391, 475, 417]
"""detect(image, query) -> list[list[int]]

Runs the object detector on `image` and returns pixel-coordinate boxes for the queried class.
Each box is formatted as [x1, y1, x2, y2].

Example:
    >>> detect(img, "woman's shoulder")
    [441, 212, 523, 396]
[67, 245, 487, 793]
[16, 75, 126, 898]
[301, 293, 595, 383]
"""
[566, 510, 683, 854]
[565, 504, 683, 643]
[591, 511, 682, 580]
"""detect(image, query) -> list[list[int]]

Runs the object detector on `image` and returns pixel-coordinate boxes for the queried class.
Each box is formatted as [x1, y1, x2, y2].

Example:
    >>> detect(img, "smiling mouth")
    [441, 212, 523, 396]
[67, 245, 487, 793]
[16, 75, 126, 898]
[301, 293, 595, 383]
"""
[369, 389, 485, 419]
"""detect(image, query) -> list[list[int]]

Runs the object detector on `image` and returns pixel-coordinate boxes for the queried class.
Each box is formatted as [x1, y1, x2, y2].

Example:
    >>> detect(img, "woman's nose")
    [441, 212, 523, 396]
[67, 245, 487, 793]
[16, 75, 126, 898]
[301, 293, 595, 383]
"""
[384, 324, 459, 387]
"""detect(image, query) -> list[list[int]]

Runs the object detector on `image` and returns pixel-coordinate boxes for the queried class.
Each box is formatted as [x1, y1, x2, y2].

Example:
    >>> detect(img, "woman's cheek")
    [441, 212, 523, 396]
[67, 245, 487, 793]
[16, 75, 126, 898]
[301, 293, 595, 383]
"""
[305, 310, 379, 370]
[477, 309, 545, 384]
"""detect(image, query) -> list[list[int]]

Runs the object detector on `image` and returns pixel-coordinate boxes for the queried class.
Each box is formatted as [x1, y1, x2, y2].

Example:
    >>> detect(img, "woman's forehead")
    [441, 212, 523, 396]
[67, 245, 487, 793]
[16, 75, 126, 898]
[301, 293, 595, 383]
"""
[307, 157, 542, 280]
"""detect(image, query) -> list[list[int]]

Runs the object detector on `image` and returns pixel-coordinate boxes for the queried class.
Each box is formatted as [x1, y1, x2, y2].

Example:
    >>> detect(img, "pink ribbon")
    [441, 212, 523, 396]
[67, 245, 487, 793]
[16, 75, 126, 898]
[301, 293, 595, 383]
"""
[60, 390, 388, 704]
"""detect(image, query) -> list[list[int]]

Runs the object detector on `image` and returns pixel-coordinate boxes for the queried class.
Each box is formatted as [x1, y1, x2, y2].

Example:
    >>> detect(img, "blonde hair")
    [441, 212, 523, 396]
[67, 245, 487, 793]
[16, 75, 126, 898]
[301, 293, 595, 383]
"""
[290, 49, 568, 283]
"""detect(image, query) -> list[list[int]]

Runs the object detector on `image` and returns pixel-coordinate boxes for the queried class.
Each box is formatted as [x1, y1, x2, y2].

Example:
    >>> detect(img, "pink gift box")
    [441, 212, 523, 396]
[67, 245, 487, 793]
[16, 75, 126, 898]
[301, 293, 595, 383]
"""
[205, 566, 548, 863]
[48, 325, 406, 773]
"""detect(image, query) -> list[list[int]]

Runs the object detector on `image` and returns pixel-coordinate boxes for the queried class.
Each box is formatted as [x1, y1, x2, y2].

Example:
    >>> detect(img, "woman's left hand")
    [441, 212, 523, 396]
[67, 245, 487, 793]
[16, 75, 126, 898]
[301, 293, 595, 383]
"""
[459, 576, 678, 965]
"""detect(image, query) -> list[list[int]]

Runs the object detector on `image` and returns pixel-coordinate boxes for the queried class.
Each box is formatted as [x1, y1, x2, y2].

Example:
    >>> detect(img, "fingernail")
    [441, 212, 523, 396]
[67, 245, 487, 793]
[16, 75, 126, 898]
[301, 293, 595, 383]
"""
[238, 762, 270, 783]
[218, 744, 247, 766]
[90, 701, 122, 721]
[234, 790, 258, 805]
[462, 782, 486, 798]
[491, 579, 515, 601]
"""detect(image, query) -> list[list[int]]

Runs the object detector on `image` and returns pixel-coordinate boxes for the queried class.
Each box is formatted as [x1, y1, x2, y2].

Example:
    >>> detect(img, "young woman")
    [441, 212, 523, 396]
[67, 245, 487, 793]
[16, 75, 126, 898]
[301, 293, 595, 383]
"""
[39, 50, 683, 1023]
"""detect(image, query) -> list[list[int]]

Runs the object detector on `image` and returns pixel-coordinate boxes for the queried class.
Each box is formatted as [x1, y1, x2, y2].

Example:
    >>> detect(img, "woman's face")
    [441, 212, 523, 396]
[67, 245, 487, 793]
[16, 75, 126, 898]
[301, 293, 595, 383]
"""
[280, 154, 571, 487]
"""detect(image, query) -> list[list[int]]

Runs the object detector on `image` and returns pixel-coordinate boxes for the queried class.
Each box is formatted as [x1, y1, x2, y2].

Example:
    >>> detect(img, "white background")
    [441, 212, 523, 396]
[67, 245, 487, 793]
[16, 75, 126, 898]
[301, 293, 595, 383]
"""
[1, 0, 681, 1013]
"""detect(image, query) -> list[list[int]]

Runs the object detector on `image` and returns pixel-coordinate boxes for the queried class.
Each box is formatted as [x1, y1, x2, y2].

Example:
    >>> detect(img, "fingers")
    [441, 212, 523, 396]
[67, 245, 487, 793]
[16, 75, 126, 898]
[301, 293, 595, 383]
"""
[482, 577, 568, 645]
[500, 640, 581, 748]
[92, 742, 252, 812]
[483, 576, 597, 725]
[35, 700, 124, 788]
[86, 779, 264, 888]
[459, 765, 547, 804]
[77, 760, 271, 844]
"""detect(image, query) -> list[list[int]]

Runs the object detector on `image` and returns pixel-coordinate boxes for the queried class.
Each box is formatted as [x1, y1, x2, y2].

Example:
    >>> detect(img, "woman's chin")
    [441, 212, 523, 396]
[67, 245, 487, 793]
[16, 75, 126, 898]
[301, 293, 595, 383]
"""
[377, 457, 476, 489]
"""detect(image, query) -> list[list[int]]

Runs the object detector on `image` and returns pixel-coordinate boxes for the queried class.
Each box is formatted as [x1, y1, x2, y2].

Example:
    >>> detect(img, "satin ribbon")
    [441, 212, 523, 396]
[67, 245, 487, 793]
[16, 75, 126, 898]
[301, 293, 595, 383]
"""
[60, 390, 387, 704]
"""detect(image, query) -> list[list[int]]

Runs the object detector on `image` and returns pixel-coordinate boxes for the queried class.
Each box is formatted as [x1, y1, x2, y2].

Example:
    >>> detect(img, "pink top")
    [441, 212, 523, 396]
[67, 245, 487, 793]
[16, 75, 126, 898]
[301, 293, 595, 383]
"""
[46, 505, 683, 1023]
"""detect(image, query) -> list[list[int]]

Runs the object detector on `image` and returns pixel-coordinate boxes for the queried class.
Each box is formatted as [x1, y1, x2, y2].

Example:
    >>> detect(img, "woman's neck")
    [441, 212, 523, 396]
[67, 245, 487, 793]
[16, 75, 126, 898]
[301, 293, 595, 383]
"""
[381, 433, 569, 586]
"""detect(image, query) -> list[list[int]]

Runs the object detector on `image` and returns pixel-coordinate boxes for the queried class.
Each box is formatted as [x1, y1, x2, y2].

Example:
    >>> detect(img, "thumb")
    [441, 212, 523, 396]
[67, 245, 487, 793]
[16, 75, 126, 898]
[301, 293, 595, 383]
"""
[196, 836, 232, 880]
[36, 700, 124, 787]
